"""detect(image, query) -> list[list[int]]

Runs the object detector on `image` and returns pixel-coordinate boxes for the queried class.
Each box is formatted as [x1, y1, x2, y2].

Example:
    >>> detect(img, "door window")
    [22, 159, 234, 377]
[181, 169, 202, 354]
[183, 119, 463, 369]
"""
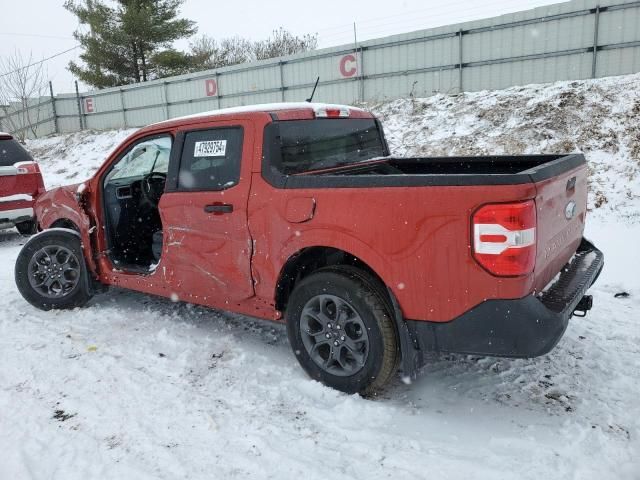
[178, 128, 243, 191]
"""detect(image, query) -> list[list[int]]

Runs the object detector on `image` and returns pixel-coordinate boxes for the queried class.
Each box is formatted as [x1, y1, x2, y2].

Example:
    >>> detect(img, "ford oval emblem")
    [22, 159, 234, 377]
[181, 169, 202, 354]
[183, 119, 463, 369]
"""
[565, 200, 576, 220]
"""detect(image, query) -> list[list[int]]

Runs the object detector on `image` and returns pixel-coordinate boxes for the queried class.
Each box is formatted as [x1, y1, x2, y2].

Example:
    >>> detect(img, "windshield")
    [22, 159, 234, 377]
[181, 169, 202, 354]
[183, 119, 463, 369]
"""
[271, 119, 386, 174]
[105, 136, 172, 182]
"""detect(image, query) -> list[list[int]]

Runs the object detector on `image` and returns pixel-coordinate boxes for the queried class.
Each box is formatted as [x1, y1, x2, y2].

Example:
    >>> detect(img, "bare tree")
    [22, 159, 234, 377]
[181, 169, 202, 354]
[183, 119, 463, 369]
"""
[253, 28, 318, 61]
[189, 35, 254, 70]
[0, 50, 49, 141]
[188, 29, 318, 72]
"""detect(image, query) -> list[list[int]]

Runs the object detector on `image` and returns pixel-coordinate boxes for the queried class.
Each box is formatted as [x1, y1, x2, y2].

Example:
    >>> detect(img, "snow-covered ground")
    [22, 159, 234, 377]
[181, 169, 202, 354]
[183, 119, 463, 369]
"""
[1, 221, 638, 479]
[0, 74, 638, 479]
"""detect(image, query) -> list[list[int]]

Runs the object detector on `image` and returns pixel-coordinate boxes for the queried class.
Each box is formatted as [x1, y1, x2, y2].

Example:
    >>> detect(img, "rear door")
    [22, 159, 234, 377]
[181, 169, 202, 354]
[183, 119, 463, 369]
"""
[533, 158, 589, 290]
[159, 121, 255, 303]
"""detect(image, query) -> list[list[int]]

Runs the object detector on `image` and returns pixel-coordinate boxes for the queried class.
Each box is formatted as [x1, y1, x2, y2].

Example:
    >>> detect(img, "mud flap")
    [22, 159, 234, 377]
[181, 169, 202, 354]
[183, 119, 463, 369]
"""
[387, 286, 422, 380]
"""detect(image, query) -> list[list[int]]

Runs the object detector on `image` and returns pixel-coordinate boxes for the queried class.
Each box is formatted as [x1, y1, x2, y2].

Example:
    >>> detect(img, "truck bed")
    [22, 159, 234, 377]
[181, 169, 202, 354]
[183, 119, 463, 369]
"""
[382, 154, 572, 175]
[286, 154, 584, 188]
[261, 149, 589, 322]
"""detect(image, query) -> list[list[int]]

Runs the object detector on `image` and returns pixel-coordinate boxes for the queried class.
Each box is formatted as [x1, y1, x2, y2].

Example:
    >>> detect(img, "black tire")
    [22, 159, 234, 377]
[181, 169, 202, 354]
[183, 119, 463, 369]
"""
[15, 220, 38, 236]
[286, 266, 399, 395]
[15, 230, 93, 311]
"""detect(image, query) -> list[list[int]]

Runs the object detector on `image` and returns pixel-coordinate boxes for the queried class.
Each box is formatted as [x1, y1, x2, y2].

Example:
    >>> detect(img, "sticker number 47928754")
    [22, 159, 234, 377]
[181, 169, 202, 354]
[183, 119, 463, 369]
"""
[194, 140, 227, 157]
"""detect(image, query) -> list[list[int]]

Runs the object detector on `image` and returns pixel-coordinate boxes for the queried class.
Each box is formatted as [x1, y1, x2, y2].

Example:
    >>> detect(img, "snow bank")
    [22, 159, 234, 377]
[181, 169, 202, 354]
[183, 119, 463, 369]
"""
[370, 73, 640, 222]
[27, 128, 137, 189]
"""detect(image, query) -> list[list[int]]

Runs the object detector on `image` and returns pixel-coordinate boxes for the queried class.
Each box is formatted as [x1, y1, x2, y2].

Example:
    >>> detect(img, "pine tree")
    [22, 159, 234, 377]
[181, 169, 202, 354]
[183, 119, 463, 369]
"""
[65, 0, 196, 88]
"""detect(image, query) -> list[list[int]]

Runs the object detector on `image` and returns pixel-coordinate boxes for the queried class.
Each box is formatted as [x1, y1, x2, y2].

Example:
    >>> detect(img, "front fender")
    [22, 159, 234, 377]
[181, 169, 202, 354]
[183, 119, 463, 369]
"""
[35, 187, 96, 275]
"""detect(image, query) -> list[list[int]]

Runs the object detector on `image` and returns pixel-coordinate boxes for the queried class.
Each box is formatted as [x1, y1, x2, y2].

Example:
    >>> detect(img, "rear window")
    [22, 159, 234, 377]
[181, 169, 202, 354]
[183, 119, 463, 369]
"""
[268, 119, 386, 175]
[0, 138, 33, 167]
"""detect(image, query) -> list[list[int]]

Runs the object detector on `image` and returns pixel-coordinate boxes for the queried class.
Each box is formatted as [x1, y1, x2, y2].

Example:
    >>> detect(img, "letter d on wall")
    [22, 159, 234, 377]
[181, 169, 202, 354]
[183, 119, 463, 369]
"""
[205, 79, 218, 97]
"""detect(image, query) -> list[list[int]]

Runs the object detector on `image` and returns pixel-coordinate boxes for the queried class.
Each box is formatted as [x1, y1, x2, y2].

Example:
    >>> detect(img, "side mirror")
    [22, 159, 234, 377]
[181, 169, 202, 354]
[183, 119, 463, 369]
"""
[75, 182, 88, 204]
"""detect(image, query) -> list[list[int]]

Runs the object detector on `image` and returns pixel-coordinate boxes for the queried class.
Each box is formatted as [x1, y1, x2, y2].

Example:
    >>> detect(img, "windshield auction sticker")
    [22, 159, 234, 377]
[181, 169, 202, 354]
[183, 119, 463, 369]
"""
[194, 140, 227, 157]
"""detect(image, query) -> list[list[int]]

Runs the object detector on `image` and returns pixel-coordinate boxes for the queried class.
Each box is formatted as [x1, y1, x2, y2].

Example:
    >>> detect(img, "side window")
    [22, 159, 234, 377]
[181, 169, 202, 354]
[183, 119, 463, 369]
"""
[106, 135, 172, 183]
[178, 127, 243, 191]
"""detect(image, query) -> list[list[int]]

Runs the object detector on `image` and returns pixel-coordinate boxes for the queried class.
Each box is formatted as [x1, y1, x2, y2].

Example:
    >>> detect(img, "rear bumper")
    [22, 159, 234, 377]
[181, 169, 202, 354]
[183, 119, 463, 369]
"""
[402, 238, 604, 372]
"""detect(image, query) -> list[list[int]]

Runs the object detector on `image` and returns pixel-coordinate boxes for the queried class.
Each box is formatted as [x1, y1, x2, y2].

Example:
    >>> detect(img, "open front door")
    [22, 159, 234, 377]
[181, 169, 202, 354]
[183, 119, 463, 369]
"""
[159, 121, 254, 304]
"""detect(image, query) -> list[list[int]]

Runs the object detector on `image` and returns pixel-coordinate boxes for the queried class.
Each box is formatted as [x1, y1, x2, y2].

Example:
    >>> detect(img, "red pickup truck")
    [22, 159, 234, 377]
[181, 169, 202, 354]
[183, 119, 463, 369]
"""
[0, 132, 45, 234]
[14, 103, 603, 394]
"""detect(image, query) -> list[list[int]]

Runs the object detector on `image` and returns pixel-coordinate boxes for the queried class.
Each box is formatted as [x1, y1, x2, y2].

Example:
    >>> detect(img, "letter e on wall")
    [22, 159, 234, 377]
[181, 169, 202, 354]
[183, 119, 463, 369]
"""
[84, 97, 94, 114]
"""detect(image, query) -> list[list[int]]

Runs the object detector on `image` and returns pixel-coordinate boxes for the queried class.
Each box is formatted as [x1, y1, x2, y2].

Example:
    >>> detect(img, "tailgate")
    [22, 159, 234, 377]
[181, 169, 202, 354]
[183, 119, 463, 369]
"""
[532, 160, 588, 292]
[0, 166, 18, 195]
[0, 138, 42, 199]
[0, 167, 41, 199]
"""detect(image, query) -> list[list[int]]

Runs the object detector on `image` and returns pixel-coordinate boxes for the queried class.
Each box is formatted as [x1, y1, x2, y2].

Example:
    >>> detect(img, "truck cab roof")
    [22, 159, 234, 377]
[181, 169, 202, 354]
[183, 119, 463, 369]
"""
[141, 102, 373, 134]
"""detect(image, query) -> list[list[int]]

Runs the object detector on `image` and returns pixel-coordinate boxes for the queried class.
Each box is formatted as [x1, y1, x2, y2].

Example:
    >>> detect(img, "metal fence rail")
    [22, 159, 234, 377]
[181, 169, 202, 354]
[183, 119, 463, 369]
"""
[1, 0, 639, 139]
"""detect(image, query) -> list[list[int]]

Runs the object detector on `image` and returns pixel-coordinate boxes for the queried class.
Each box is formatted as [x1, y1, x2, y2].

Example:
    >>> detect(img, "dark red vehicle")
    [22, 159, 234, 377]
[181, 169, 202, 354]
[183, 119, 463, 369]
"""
[0, 132, 45, 234]
[14, 103, 603, 394]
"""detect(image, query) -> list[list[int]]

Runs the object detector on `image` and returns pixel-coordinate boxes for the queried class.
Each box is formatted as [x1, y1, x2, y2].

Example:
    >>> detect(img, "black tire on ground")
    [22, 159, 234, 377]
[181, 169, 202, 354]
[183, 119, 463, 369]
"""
[15, 230, 93, 311]
[15, 220, 38, 236]
[286, 265, 399, 395]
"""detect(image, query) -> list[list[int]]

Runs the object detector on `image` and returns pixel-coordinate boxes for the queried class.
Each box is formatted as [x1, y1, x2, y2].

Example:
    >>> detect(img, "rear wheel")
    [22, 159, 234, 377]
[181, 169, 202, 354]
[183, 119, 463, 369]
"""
[15, 220, 37, 236]
[15, 230, 93, 310]
[286, 266, 399, 395]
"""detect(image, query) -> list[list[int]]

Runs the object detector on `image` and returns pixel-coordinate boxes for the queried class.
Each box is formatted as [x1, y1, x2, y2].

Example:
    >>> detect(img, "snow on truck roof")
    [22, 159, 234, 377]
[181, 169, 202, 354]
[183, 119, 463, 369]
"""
[149, 102, 369, 127]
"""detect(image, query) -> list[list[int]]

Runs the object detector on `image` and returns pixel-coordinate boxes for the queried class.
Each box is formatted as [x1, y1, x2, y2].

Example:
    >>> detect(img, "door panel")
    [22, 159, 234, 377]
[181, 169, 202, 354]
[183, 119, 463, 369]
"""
[160, 122, 254, 304]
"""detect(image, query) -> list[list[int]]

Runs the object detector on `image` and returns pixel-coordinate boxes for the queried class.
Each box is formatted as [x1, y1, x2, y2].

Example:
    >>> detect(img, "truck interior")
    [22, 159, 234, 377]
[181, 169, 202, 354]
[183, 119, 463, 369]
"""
[102, 136, 171, 271]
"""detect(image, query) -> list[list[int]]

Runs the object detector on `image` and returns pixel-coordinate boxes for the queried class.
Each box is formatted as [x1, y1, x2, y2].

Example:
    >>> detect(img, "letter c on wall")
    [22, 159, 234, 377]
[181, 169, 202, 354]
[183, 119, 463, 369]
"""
[339, 54, 357, 77]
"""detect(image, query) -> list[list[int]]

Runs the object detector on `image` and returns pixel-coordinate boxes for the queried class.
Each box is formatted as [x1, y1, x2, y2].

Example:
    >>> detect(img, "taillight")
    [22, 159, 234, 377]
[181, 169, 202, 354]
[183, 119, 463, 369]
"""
[314, 106, 350, 118]
[15, 162, 40, 174]
[472, 200, 537, 276]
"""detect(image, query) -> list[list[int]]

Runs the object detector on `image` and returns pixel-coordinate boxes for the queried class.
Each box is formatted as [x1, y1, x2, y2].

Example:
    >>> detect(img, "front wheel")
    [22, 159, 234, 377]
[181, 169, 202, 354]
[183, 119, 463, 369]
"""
[286, 266, 399, 395]
[15, 230, 93, 311]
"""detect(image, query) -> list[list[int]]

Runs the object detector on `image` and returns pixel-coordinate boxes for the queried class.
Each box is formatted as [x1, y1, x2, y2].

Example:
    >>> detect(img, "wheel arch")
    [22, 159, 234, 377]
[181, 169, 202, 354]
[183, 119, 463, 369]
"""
[34, 187, 96, 274]
[50, 218, 80, 232]
[274, 245, 420, 379]
[275, 246, 385, 311]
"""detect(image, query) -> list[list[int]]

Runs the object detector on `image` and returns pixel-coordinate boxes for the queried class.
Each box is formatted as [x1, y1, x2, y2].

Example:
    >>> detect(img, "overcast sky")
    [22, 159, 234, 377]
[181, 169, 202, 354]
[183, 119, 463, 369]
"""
[0, 0, 564, 94]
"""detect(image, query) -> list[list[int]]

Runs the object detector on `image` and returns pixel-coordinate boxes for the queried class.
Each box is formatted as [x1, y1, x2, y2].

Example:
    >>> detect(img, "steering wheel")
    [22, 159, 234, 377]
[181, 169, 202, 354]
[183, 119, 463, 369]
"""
[141, 171, 167, 206]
